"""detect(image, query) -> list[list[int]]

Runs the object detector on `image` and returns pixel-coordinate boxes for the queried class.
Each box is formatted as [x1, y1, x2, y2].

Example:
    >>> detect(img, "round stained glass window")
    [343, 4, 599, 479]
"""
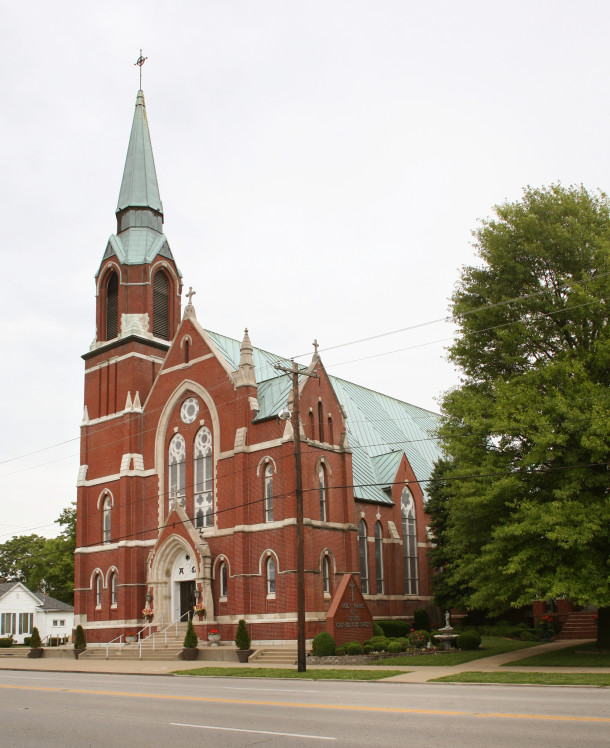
[180, 397, 199, 424]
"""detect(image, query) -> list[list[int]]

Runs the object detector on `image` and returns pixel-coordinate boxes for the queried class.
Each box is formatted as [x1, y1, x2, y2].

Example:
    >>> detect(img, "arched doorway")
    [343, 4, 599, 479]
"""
[171, 550, 197, 621]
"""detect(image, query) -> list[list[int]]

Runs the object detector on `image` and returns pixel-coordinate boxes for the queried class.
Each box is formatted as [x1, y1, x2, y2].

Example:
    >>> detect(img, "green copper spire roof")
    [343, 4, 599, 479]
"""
[116, 90, 163, 215]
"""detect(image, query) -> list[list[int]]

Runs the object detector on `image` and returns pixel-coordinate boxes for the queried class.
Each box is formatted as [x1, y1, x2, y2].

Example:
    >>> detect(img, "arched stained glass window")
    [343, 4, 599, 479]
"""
[266, 556, 276, 595]
[106, 272, 118, 340]
[322, 555, 331, 594]
[103, 496, 111, 544]
[401, 488, 418, 595]
[264, 463, 273, 523]
[110, 572, 118, 605]
[95, 574, 102, 607]
[168, 433, 186, 509]
[374, 521, 384, 594]
[194, 427, 213, 528]
[219, 561, 228, 598]
[152, 270, 170, 339]
[318, 464, 327, 521]
[358, 520, 369, 594]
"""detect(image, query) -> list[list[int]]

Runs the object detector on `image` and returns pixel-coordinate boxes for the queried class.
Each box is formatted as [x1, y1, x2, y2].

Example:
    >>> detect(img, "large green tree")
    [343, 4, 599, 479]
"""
[431, 184, 610, 648]
[0, 504, 75, 605]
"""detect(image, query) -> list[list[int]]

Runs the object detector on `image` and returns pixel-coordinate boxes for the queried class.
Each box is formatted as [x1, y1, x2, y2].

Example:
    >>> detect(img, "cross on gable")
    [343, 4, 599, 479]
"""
[348, 578, 356, 601]
[185, 287, 196, 305]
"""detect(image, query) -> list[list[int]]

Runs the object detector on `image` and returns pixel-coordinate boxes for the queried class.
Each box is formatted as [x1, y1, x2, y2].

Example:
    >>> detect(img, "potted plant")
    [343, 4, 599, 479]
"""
[142, 607, 153, 622]
[234, 619, 253, 663]
[73, 624, 87, 659]
[182, 619, 198, 660]
[125, 630, 137, 644]
[207, 627, 221, 646]
[193, 602, 206, 620]
[27, 627, 44, 658]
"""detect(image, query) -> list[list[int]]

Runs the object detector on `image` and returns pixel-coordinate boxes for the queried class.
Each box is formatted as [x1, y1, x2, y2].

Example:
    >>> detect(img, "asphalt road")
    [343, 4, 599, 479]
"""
[0, 670, 608, 747]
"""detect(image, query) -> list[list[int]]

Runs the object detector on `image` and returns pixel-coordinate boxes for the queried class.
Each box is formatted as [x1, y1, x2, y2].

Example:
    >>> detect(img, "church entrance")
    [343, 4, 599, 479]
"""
[180, 580, 196, 621]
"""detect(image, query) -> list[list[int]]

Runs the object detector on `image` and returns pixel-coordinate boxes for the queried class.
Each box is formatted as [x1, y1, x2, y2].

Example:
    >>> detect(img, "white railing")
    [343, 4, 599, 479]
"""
[105, 632, 124, 660]
[138, 610, 190, 659]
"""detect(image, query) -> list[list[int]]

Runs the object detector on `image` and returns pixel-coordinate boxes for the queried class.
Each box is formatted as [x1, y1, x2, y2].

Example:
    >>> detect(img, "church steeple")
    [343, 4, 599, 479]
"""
[116, 89, 163, 234]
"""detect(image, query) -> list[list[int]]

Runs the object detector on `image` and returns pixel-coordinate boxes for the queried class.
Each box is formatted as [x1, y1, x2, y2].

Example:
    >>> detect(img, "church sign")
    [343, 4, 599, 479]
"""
[325, 574, 373, 646]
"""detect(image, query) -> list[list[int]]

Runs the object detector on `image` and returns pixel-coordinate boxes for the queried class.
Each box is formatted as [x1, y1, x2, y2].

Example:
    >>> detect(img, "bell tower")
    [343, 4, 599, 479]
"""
[82, 89, 182, 420]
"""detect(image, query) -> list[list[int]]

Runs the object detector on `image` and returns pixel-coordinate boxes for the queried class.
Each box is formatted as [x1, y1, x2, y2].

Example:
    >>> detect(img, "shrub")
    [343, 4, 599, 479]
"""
[363, 644, 373, 654]
[312, 631, 335, 657]
[373, 622, 384, 637]
[23, 637, 32, 647]
[409, 630, 430, 648]
[345, 642, 362, 655]
[74, 625, 86, 650]
[377, 620, 412, 638]
[234, 619, 251, 650]
[335, 646, 346, 656]
[413, 608, 431, 632]
[183, 620, 198, 649]
[457, 632, 481, 650]
[520, 630, 540, 642]
[387, 640, 402, 654]
[30, 627, 42, 648]
[398, 637, 409, 651]
[365, 636, 389, 652]
[0, 637, 13, 648]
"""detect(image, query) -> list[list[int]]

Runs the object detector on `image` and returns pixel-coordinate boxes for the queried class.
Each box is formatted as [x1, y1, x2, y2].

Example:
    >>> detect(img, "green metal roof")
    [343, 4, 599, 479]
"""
[205, 330, 441, 505]
[101, 230, 177, 268]
[117, 90, 163, 214]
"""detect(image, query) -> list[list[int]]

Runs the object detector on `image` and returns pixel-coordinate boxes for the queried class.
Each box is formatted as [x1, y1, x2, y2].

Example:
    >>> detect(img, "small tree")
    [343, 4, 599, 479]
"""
[183, 619, 198, 649]
[74, 625, 86, 650]
[311, 631, 335, 656]
[234, 619, 251, 650]
[29, 627, 42, 649]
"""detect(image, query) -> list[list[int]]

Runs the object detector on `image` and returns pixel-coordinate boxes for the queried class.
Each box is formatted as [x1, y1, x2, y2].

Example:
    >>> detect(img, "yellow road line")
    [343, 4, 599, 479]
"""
[0, 684, 608, 723]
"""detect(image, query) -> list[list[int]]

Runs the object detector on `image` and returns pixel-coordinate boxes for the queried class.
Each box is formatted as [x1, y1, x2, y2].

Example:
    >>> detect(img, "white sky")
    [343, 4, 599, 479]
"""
[1, 0, 608, 539]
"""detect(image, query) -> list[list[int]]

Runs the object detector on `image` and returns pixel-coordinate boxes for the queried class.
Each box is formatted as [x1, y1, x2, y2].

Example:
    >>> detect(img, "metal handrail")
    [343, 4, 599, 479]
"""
[137, 614, 164, 643]
[105, 632, 124, 660]
[139, 611, 191, 659]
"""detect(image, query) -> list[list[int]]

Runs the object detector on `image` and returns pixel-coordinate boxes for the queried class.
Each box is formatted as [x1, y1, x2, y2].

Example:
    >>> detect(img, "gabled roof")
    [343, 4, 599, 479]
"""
[205, 330, 442, 505]
[0, 582, 73, 611]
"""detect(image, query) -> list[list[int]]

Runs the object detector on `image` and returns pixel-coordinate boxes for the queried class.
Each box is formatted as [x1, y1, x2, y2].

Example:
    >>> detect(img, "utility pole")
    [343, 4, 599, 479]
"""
[275, 359, 318, 672]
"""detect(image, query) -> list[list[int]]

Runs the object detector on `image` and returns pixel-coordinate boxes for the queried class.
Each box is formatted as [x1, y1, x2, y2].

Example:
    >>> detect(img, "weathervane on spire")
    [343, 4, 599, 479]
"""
[134, 49, 148, 89]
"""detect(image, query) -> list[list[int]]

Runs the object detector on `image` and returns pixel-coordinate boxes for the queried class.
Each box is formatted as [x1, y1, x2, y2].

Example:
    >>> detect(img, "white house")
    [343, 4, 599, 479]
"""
[0, 582, 74, 644]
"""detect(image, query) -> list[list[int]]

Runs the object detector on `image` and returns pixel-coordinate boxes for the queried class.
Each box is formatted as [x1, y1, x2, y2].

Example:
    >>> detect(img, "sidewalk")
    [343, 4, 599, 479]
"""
[0, 639, 603, 682]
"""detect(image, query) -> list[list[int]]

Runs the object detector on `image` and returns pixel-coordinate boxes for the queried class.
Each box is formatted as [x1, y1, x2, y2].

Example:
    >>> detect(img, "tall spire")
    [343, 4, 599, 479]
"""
[116, 90, 163, 229]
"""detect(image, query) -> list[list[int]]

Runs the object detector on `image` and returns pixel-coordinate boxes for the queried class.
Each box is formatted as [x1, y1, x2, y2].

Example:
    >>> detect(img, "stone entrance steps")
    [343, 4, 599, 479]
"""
[0, 649, 29, 658]
[80, 623, 190, 660]
[249, 648, 298, 666]
[557, 611, 597, 640]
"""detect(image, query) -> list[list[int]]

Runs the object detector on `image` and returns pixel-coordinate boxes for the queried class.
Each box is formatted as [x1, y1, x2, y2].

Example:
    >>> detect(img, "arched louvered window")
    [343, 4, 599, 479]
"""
[103, 496, 112, 544]
[401, 487, 418, 595]
[152, 270, 170, 339]
[375, 521, 384, 594]
[264, 463, 274, 523]
[106, 272, 118, 340]
[358, 520, 369, 594]
[168, 433, 186, 509]
[194, 427, 213, 528]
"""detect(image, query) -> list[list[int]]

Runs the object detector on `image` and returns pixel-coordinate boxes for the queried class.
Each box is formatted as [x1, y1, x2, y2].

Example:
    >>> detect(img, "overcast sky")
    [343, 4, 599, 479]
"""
[1, 1, 608, 539]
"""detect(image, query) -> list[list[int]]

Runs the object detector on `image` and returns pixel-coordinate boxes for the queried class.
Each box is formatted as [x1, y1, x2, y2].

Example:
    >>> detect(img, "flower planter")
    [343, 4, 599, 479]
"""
[182, 648, 198, 661]
[236, 648, 253, 663]
[73, 648, 86, 659]
[208, 633, 221, 647]
[125, 635, 137, 644]
[28, 648, 44, 659]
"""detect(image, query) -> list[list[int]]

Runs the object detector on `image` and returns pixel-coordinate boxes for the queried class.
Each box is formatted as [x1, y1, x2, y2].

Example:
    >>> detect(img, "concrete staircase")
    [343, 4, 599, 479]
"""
[557, 610, 598, 640]
[249, 647, 299, 666]
[0, 648, 29, 658]
[79, 623, 189, 660]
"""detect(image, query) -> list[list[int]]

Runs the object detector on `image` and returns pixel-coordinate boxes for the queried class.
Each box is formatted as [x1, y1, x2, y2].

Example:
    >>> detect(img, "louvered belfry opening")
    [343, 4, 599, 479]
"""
[153, 270, 170, 339]
[106, 272, 119, 340]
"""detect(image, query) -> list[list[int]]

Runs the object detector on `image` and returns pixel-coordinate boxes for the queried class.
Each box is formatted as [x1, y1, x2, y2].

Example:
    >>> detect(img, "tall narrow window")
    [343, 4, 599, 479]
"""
[375, 521, 384, 594]
[18, 613, 32, 635]
[322, 555, 331, 594]
[194, 426, 213, 528]
[401, 488, 418, 595]
[219, 561, 228, 598]
[152, 270, 170, 339]
[318, 463, 327, 521]
[106, 272, 118, 340]
[318, 401, 324, 442]
[168, 433, 186, 509]
[328, 416, 334, 445]
[110, 572, 118, 605]
[184, 339, 190, 363]
[95, 574, 102, 607]
[266, 556, 276, 595]
[264, 463, 274, 523]
[358, 520, 369, 594]
[103, 496, 111, 543]
[1, 613, 15, 636]
[309, 411, 315, 439]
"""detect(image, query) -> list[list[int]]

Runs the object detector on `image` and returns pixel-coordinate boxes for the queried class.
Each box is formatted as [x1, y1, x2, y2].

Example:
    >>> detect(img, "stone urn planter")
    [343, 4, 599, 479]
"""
[208, 632, 221, 647]
[28, 648, 44, 659]
[236, 648, 253, 663]
[125, 634, 137, 644]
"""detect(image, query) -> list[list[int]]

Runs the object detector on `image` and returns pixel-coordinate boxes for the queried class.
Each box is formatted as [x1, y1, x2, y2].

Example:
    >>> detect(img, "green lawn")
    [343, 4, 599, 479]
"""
[173, 667, 405, 680]
[431, 671, 610, 686]
[378, 636, 539, 667]
[505, 644, 610, 668]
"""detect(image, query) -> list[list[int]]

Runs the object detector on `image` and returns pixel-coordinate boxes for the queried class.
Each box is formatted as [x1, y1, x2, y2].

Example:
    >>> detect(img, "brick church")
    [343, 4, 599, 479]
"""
[74, 88, 442, 643]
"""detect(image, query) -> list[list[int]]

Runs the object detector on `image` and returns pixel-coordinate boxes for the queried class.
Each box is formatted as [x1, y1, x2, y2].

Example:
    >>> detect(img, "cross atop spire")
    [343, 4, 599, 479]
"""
[312, 339, 319, 356]
[134, 50, 148, 89]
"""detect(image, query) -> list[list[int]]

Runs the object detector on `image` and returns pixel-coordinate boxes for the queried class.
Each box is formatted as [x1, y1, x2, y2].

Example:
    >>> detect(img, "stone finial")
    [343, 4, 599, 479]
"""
[183, 286, 197, 320]
[234, 328, 257, 389]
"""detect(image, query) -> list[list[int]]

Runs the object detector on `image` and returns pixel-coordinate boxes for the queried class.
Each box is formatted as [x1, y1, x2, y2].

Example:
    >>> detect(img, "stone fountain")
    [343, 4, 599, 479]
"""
[435, 611, 459, 651]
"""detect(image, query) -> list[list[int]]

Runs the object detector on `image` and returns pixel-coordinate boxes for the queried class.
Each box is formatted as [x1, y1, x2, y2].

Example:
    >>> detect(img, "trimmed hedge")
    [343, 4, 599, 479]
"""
[377, 620, 412, 638]
[413, 608, 431, 632]
[335, 646, 346, 656]
[457, 631, 481, 650]
[373, 623, 384, 637]
[312, 632, 335, 656]
[234, 619, 251, 650]
[0, 637, 13, 648]
[387, 640, 402, 654]
[345, 642, 363, 655]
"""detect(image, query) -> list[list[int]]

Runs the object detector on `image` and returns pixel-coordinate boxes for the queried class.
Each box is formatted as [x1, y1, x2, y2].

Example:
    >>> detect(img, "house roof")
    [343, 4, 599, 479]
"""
[206, 330, 442, 505]
[0, 582, 73, 611]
